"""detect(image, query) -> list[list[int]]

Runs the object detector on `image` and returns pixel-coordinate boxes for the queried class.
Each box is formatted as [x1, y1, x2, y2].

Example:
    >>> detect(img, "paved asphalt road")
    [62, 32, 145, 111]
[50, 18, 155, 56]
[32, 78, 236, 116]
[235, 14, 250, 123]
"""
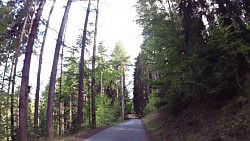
[83, 119, 151, 141]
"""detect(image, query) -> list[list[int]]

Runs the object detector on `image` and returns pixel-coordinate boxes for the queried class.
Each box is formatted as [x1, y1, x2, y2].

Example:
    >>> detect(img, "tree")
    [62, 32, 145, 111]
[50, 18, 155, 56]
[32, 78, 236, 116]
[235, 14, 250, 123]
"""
[5, 55, 14, 141]
[46, 0, 72, 139]
[111, 40, 130, 119]
[19, 1, 45, 140]
[58, 45, 64, 135]
[133, 53, 150, 116]
[76, 0, 91, 132]
[96, 94, 118, 126]
[91, 0, 99, 129]
[135, 0, 250, 117]
[34, 0, 56, 135]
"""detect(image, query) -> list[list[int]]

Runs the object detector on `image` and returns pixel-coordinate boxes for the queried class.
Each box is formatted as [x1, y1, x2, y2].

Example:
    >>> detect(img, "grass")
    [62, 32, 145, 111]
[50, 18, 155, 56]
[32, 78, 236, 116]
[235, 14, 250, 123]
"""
[143, 113, 166, 141]
[35, 125, 113, 141]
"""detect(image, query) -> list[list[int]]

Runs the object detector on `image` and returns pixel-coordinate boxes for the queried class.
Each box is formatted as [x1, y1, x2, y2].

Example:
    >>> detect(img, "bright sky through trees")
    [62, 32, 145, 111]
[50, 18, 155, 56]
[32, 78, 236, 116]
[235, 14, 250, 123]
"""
[28, 0, 142, 95]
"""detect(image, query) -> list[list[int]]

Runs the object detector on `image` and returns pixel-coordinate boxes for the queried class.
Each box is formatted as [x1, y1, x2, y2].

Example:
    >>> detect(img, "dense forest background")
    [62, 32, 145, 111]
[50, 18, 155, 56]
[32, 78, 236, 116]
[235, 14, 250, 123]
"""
[133, 0, 250, 140]
[134, 0, 250, 116]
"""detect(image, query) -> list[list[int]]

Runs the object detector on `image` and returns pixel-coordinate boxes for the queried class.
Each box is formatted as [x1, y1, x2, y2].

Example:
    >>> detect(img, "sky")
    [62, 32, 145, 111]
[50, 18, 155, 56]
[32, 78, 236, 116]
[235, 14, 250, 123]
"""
[27, 0, 143, 97]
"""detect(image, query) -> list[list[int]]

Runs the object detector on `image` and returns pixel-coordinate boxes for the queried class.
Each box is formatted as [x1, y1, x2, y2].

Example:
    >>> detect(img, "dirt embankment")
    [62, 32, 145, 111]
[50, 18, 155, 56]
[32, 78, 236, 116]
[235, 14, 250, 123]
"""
[144, 97, 250, 141]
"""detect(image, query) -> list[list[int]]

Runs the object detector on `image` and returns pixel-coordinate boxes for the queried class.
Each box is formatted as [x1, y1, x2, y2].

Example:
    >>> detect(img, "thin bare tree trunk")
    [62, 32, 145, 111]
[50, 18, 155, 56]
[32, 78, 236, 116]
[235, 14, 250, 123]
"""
[10, 57, 15, 141]
[19, 1, 45, 140]
[34, 0, 56, 136]
[70, 95, 72, 130]
[87, 78, 91, 127]
[46, 0, 72, 139]
[27, 1, 37, 36]
[123, 72, 126, 118]
[121, 73, 124, 119]
[6, 55, 14, 141]
[100, 72, 104, 94]
[76, 0, 91, 132]
[64, 101, 70, 133]
[59, 46, 64, 135]
[91, 0, 99, 129]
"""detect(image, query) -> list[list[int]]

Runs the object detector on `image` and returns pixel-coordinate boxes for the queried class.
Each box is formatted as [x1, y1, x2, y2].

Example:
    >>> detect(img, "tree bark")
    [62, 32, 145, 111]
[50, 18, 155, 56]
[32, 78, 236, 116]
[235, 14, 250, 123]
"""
[123, 72, 126, 117]
[87, 78, 91, 127]
[59, 46, 64, 134]
[121, 73, 124, 119]
[100, 72, 103, 94]
[34, 0, 56, 136]
[91, 0, 99, 129]
[75, 0, 91, 132]
[19, 1, 45, 141]
[10, 58, 15, 141]
[11, 4, 30, 141]
[64, 100, 71, 133]
[6, 55, 14, 141]
[11, 1, 34, 140]
[27, 1, 37, 36]
[46, 0, 72, 139]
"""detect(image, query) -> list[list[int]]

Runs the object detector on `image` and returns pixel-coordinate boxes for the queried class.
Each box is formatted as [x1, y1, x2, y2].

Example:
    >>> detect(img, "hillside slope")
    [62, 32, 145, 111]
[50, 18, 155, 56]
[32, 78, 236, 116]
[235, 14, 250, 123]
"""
[144, 96, 250, 141]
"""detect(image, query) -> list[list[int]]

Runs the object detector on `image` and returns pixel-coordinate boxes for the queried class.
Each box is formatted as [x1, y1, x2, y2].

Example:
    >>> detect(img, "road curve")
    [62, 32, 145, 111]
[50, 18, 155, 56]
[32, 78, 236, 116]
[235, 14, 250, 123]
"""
[83, 119, 151, 141]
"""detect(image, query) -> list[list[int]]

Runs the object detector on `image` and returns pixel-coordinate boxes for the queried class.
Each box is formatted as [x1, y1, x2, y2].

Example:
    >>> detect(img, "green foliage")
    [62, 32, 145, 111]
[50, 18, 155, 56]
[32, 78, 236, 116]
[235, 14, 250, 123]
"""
[0, 3, 11, 36]
[36, 38, 133, 137]
[225, 117, 249, 136]
[143, 92, 157, 116]
[111, 40, 131, 70]
[135, 0, 250, 116]
[125, 98, 133, 114]
[96, 94, 116, 126]
[233, 96, 248, 108]
[184, 136, 199, 141]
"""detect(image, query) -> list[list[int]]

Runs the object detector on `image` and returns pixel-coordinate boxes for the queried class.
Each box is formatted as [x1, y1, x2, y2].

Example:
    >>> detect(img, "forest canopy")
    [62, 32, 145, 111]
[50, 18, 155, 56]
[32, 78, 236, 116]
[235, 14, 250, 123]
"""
[133, 0, 250, 116]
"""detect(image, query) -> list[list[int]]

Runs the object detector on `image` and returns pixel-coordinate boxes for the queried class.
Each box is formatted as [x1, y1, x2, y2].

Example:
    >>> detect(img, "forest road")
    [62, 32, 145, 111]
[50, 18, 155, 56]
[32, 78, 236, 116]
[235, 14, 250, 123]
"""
[83, 119, 151, 141]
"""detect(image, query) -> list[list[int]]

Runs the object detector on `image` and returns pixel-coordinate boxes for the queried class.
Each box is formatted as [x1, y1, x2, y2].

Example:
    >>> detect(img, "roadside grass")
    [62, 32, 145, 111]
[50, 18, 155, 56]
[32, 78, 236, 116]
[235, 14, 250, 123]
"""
[35, 124, 114, 141]
[143, 113, 165, 141]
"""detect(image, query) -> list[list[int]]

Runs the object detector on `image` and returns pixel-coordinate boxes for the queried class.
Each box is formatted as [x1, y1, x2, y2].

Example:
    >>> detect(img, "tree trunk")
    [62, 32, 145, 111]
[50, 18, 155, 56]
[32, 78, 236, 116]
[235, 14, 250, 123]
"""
[10, 57, 15, 141]
[70, 95, 72, 130]
[59, 46, 64, 135]
[75, 0, 91, 132]
[121, 73, 124, 119]
[34, 0, 56, 136]
[91, 0, 99, 129]
[64, 100, 70, 133]
[27, 1, 37, 36]
[87, 78, 91, 127]
[123, 72, 126, 117]
[6, 56, 14, 141]
[46, 0, 72, 139]
[19, 1, 45, 140]
[100, 72, 103, 94]
[11, 1, 34, 140]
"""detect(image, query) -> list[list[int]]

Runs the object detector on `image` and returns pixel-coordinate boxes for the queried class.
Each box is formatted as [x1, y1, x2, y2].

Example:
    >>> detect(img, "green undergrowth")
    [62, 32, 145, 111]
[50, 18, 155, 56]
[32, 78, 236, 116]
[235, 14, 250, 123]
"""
[35, 123, 117, 141]
[143, 112, 166, 141]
